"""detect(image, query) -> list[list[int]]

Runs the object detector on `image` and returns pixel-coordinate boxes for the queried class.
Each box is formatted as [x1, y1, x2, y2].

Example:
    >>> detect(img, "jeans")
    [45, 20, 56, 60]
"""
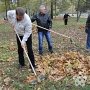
[16, 34, 35, 67]
[38, 31, 53, 53]
[86, 34, 90, 49]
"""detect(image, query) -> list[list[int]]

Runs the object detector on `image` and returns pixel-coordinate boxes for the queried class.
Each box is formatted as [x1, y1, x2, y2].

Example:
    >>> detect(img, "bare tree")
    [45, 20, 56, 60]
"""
[51, 0, 53, 19]
[17, 0, 20, 6]
[54, 0, 57, 18]
[40, 0, 44, 4]
[5, 0, 7, 17]
[76, 0, 80, 22]
[76, 0, 86, 22]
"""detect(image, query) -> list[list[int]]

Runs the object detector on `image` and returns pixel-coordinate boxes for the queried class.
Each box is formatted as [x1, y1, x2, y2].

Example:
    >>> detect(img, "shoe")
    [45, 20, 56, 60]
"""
[29, 65, 37, 73]
[18, 64, 25, 69]
[39, 51, 43, 55]
[86, 49, 90, 52]
[29, 65, 37, 69]
[49, 50, 53, 53]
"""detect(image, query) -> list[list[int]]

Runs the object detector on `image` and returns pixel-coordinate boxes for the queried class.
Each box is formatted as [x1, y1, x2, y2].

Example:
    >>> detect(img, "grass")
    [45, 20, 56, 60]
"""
[0, 17, 90, 90]
[52, 17, 86, 29]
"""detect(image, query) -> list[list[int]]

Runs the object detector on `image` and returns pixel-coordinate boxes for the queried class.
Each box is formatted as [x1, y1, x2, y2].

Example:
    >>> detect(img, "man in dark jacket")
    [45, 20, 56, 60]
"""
[63, 13, 70, 25]
[31, 5, 53, 55]
[85, 15, 90, 50]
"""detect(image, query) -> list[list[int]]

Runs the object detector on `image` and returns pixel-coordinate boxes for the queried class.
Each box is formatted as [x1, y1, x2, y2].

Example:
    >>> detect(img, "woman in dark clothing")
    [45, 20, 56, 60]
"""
[63, 13, 70, 25]
[85, 15, 90, 50]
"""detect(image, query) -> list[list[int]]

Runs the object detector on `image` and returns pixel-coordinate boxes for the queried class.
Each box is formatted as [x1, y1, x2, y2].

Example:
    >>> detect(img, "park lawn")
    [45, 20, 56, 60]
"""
[0, 18, 90, 90]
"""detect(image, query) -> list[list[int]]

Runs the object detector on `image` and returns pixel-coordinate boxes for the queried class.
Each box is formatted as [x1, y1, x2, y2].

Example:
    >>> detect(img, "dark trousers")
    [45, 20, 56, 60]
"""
[16, 34, 35, 67]
[64, 19, 68, 25]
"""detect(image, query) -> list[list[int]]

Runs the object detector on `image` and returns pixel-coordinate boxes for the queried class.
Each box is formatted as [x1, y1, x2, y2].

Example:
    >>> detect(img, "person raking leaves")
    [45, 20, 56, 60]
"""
[7, 7, 36, 70]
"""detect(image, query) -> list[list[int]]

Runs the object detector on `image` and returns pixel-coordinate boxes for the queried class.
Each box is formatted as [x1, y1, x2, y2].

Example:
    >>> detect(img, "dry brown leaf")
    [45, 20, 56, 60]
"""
[25, 75, 36, 83]
[7, 57, 14, 62]
[33, 51, 90, 81]
[4, 77, 11, 85]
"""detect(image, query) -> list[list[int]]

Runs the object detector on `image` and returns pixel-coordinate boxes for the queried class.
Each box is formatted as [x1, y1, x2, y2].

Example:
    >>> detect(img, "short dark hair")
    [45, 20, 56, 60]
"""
[16, 7, 25, 16]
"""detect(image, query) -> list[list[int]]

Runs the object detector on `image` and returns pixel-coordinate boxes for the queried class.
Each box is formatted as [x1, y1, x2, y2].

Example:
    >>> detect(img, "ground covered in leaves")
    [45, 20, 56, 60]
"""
[0, 17, 90, 90]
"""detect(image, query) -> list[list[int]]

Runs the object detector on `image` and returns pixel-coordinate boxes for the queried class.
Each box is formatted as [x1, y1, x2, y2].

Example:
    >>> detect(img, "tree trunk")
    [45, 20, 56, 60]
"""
[86, 0, 90, 10]
[40, 0, 44, 4]
[17, 0, 20, 6]
[51, 0, 53, 19]
[5, 0, 7, 18]
[77, 11, 82, 22]
[77, 0, 80, 22]
[55, 0, 57, 18]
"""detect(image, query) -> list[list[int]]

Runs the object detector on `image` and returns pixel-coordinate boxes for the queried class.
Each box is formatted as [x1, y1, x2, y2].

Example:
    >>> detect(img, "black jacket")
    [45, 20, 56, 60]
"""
[85, 15, 90, 34]
[31, 13, 52, 32]
[86, 15, 90, 28]
[63, 14, 70, 20]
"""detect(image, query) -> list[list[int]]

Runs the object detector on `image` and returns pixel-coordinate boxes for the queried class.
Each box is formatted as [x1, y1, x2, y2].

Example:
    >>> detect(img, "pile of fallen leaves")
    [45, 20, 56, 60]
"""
[26, 51, 90, 83]
[78, 25, 85, 30]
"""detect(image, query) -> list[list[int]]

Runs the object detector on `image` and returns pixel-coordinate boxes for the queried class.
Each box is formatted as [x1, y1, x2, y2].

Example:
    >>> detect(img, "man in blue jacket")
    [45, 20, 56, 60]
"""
[31, 5, 53, 55]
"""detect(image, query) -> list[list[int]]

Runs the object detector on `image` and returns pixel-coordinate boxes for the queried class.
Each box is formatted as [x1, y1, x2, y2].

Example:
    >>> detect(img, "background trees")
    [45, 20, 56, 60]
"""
[0, 0, 90, 20]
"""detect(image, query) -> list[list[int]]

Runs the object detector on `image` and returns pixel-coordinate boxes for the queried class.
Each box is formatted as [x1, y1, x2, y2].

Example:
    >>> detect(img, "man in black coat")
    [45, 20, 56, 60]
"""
[31, 5, 53, 55]
[63, 13, 70, 25]
[85, 14, 90, 50]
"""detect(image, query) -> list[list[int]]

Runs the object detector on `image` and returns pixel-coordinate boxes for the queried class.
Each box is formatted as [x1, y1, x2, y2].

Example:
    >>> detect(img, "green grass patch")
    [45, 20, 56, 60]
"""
[0, 18, 90, 90]
[0, 24, 12, 32]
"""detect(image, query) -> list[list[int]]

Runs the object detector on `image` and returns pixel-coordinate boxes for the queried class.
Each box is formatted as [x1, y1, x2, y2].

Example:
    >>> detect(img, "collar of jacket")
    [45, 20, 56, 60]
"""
[39, 12, 45, 16]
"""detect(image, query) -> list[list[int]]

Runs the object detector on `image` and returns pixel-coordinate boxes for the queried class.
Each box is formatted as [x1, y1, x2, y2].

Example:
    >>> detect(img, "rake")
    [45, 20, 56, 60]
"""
[14, 28, 42, 83]
[32, 23, 87, 51]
